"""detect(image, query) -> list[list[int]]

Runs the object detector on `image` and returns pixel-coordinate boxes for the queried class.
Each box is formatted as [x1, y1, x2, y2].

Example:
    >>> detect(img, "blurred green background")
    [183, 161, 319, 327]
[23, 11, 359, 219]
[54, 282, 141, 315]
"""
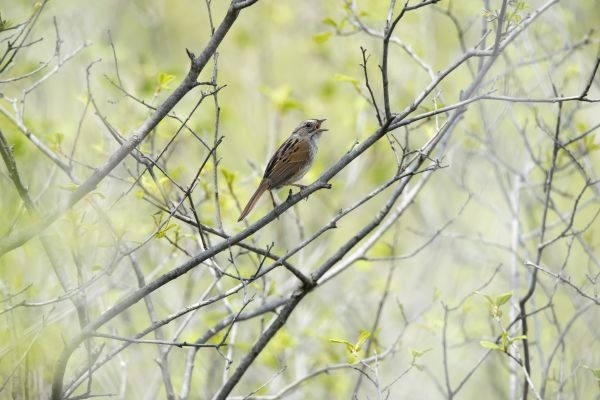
[1, 0, 600, 398]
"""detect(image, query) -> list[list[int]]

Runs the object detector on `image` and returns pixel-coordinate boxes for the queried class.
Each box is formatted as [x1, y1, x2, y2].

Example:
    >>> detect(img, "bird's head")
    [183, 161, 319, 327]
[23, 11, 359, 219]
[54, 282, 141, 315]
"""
[292, 118, 328, 137]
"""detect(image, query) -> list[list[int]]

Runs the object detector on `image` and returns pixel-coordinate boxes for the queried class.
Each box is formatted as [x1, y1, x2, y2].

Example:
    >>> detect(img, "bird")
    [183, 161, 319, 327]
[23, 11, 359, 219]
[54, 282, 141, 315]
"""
[237, 118, 328, 221]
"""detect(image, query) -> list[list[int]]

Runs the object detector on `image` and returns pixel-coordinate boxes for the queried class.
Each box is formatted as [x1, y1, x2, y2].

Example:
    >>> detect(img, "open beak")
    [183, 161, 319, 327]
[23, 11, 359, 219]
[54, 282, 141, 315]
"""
[316, 118, 327, 132]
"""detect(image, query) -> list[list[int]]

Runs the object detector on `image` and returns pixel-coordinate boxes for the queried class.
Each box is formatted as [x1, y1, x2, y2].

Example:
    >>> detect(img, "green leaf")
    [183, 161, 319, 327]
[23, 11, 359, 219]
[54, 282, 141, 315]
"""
[45, 132, 65, 152]
[157, 176, 172, 194]
[322, 18, 337, 28]
[495, 291, 512, 306]
[90, 192, 106, 199]
[355, 331, 371, 352]
[0, 18, 13, 31]
[91, 264, 103, 272]
[409, 347, 432, 361]
[510, 335, 527, 342]
[334, 73, 361, 94]
[590, 368, 600, 379]
[260, 85, 303, 113]
[334, 73, 358, 85]
[338, 18, 348, 31]
[221, 169, 236, 187]
[313, 32, 332, 44]
[514, 1, 527, 11]
[329, 338, 355, 353]
[155, 223, 177, 239]
[480, 340, 502, 350]
[59, 183, 79, 192]
[500, 332, 508, 351]
[583, 365, 600, 389]
[583, 134, 600, 153]
[159, 72, 175, 86]
[156, 72, 175, 93]
[475, 291, 494, 305]
[575, 121, 588, 133]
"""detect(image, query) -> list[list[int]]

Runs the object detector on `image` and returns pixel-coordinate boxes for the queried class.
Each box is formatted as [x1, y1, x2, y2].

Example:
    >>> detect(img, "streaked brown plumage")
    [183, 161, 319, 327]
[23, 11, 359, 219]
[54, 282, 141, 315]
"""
[238, 118, 328, 221]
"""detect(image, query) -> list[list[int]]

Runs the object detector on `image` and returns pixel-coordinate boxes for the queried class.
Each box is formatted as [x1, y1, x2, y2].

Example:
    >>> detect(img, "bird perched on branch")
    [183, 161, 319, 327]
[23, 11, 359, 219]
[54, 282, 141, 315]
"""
[238, 118, 328, 221]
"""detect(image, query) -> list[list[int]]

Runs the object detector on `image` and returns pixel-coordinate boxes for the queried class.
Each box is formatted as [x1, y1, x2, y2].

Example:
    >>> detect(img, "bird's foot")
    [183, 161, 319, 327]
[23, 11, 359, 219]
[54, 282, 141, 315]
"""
[290, 183, 307, 190]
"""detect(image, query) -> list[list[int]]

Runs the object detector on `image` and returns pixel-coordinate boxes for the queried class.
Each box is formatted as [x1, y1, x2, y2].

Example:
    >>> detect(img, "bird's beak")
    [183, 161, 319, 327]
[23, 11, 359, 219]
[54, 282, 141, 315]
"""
[316, 118, 327, 131]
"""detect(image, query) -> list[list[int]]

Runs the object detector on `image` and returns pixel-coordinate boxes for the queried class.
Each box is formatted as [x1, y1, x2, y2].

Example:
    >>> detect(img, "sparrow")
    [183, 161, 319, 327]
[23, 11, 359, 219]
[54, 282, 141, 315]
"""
[238, 118, 328, 221]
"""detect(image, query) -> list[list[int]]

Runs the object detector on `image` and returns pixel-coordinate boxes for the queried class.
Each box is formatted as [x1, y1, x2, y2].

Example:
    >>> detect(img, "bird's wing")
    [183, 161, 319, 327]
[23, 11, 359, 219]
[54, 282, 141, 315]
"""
[263, 137, 311, 188]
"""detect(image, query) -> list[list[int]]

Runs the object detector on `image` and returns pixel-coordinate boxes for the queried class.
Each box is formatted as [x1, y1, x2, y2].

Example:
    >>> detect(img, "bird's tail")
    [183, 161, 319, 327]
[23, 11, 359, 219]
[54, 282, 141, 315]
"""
[238, 180, 269, 222]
